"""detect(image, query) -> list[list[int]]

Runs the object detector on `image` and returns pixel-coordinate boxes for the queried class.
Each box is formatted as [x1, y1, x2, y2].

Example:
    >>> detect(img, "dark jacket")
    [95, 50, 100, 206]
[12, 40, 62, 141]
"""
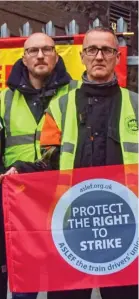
[74, 81, 123, 167]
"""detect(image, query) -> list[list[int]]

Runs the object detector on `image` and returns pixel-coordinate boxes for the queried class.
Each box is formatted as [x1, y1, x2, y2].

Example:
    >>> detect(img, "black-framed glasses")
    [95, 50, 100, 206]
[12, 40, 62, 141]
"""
[83, 46, 118, 57]
[25, 45, 55, 57]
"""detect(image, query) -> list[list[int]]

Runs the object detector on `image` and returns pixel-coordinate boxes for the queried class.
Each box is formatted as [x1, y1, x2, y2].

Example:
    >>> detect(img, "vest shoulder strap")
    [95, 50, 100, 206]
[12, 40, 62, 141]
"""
[59, 81, 81, 114]
[0, 88, 13, 102]
[58, 80, 82, 131]
[46, 81, 82, 129]
[4, 89, 14, 114]
[5, 88, 14, 100]
[0, 88, 14, 118]
[3, 89, 14, 134]
[68, 80, 82, 91]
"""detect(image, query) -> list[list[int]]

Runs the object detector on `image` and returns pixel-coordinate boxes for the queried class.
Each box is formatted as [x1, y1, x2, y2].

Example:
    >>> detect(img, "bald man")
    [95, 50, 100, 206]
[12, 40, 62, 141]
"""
[0, 32, 71, 299]
[23, 33, 58, 88]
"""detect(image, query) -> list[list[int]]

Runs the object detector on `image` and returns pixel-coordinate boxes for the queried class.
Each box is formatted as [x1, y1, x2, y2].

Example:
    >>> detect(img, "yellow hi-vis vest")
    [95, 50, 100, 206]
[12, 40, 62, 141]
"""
[48, 81, 138, 170]
[0, 83, 73, 168]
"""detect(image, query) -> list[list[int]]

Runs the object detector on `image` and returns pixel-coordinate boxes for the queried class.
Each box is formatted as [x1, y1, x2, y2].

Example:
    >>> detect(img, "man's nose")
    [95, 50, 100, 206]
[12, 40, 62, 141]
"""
[37, 49, 44, 58]
[95, 49, 103, 59]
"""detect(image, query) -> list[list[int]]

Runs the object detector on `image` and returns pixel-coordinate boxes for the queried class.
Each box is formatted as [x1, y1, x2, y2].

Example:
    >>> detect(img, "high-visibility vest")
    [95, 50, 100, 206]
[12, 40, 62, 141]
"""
[0, 84, 72, 167]
[48, 82, 138, 170]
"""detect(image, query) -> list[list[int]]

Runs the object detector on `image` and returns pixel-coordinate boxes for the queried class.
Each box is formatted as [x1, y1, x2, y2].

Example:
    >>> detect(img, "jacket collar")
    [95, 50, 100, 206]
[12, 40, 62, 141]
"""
[7, 56, 71, 95]
[82, 71, 118, 88]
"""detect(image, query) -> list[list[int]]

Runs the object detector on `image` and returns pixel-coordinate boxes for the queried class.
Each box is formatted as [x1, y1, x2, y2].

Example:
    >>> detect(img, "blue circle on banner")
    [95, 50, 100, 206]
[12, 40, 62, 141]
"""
[63, 190, 136, 263]
[51, 179, 138, 275]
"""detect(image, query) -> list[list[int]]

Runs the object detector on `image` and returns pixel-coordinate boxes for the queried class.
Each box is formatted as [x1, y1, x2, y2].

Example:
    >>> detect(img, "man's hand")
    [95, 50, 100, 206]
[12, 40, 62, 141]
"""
[0, 167, 18, 183]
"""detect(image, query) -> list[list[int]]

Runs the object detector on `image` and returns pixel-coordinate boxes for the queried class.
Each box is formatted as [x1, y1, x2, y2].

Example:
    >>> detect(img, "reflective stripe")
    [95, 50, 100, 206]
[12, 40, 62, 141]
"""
[5, 133, 40, 147]
[44, 106, 53, 116]
[48, 81, 82, 132]
[59, 94, 68, 114]
[36, 131, 41, 140]
[4, 89, 13, 135]
[69, 80, 80, 90]
[61, 142, 74, 154]
[123, 142, 138, 153]
[59, 81, 82, 132]
[59, 94, 68, 132]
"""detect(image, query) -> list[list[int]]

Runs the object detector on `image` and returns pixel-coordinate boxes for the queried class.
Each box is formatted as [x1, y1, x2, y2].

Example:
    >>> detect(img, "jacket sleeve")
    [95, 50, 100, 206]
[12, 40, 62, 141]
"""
[10, 160, 53, 173]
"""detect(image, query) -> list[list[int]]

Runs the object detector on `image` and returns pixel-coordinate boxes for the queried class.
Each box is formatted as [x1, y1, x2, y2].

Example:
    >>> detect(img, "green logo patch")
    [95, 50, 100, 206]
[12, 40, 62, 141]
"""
[125, 116, 138, 134]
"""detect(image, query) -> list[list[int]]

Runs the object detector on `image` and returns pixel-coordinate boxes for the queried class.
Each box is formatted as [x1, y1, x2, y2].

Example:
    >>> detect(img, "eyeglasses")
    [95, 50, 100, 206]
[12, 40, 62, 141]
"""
[25, 45, 55, 57]
[83, 46, 118, 57]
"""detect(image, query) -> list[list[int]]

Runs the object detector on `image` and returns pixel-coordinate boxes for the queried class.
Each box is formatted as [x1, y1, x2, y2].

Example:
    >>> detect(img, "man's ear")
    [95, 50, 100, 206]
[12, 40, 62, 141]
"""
[22, 54, 27, 67]
[80, 51, 85, 65]
[56, 53, 59, 64]
[116, 51, 121, 66]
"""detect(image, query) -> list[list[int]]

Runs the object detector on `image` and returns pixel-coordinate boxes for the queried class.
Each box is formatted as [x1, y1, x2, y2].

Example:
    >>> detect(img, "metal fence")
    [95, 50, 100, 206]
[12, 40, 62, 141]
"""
[0, 17, 138, 65]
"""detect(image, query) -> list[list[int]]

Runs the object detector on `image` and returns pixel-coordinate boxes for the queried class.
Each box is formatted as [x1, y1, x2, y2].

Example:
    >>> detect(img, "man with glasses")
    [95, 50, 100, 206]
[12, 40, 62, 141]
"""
[38, 27, 138, 299]
[2, 27, 138, 299]
[0, 32, 71, 299]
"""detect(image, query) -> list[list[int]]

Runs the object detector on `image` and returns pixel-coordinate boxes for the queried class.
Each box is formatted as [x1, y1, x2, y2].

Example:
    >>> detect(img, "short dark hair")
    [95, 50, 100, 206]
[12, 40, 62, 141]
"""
[83, 26, 119, 48]
[86, 26, 116, 36]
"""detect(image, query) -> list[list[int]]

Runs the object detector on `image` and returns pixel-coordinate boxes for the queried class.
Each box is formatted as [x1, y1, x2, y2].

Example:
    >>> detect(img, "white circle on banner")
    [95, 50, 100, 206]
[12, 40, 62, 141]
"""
[51, 179, 138, 275]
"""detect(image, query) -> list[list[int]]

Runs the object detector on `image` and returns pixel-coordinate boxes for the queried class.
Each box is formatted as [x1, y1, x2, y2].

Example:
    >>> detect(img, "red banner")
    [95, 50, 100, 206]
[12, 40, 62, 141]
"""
[0, 37, 26, 49]
[3, 164, 138, 292]
[115, 46, 127, 87]
[0, 35, 127, 89]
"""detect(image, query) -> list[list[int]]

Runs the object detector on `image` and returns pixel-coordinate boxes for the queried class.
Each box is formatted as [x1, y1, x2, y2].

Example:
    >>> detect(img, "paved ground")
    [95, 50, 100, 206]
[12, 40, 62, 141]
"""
[8, 289, 102, 299]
